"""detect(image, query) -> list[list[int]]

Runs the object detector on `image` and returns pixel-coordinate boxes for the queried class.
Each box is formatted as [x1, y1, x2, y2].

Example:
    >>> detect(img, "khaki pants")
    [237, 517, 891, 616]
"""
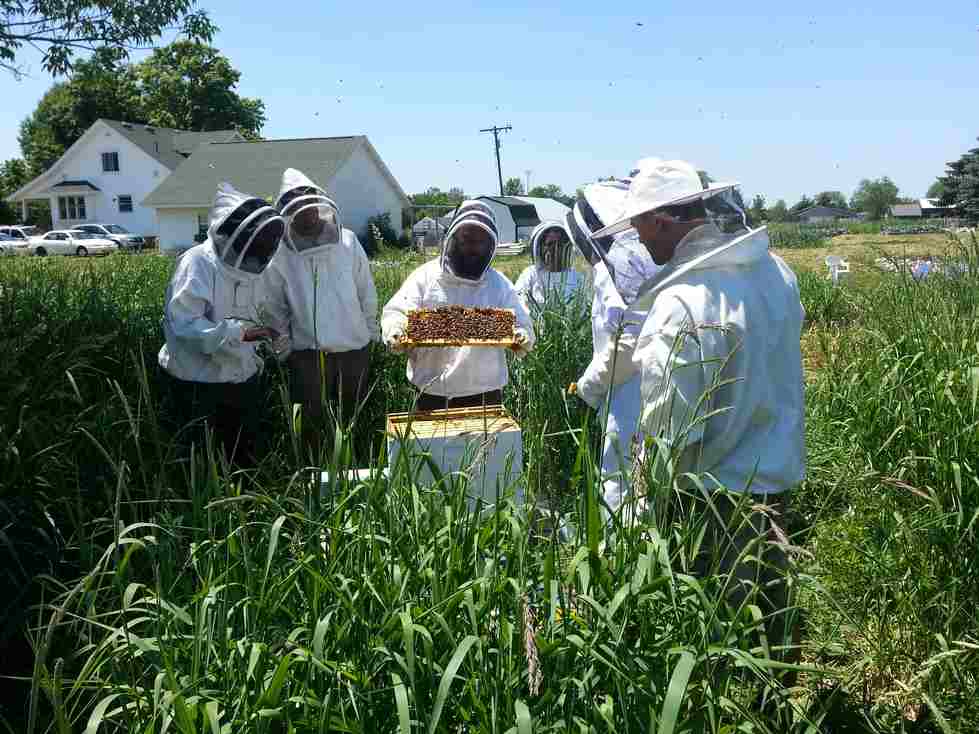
[288, 347, 370, 450]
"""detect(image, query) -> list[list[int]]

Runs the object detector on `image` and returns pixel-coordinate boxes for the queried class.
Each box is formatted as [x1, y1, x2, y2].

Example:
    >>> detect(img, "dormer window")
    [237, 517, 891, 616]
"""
[102, 152, 120, 172]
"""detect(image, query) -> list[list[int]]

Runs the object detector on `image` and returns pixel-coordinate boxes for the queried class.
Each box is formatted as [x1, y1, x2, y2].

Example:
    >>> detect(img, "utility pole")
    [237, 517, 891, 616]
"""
[524, 169, 532, 195]
[479, 124, 512, 196]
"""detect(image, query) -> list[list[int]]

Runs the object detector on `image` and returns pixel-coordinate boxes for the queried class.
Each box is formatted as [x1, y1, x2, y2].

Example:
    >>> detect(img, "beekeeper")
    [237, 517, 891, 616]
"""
[265, 169, 379, 451]
[513, 221, 585, 310]
[566, 180, 661, 521]
[592, 157, 805, 657]
[159, 183, 286, 466]
[381, 202, 535, 410]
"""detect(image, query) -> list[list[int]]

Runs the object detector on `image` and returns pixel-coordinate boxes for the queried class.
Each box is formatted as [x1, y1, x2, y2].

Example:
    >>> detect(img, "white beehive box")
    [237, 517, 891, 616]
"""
[386, 406, 523, 511]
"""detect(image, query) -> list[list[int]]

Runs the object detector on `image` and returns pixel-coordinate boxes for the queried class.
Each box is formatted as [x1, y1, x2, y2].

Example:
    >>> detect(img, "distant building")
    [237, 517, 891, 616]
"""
[891, 199, 957, 219]
[447, 196, 570, 243]
[6, 119, 244, 236]
[795, 205, 860, 224]
[143, 135, 409, 253]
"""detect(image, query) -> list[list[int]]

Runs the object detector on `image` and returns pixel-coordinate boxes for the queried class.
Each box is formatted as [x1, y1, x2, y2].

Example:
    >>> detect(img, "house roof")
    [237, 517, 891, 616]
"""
[796, 205, 854, 217]
[101, 119, 243, 170]
[50, 180, 100, 191]
[143, 135, 409, 208]
[891, 204, 922, 217]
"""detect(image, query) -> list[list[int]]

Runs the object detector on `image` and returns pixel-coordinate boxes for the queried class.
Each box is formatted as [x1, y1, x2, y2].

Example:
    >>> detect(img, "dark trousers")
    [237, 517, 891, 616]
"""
[288, 347, 371, 449]
[415, 389, 503, 412]
[167, 374, 262, 467]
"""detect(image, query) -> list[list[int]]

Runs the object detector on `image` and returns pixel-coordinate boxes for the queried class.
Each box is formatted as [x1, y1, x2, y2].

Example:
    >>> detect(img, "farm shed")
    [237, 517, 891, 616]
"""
[458, 196, 570, 243]
[796, 205, 859, 223]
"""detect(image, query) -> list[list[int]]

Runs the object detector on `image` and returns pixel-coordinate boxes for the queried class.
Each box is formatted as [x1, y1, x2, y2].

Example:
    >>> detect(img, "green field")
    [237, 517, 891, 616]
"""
[1, 231, 977, 732]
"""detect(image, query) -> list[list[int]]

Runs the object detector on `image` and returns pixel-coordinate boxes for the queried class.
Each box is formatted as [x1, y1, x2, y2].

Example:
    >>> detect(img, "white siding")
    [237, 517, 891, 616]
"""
[330, 145, 404, 238]
[45, 122, 170, 236]
[158, 208, 208, 254]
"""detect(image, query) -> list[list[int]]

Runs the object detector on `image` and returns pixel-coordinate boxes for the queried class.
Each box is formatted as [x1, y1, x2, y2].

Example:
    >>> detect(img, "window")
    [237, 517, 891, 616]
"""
[58, 196, 87, 221]
[196, 212, 208, 241]
[101, 152, 119, 172]
[118, 195, 133, 213]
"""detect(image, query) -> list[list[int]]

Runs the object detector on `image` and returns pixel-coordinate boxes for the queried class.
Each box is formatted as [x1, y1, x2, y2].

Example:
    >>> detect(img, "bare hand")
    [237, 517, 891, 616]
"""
[243, 326, 278, 342]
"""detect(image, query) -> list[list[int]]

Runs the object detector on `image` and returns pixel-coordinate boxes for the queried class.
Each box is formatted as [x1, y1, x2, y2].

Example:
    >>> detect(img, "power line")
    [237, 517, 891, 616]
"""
[479, 124, 512, 196]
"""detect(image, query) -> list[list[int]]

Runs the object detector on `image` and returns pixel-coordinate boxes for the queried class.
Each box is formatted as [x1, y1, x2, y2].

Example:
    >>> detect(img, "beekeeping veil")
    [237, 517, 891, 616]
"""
[589, 158, 751, 307]
[441, 199, 498, 281]
[565, 179, 630, 266]
[209, 182, 284, 275]
[275, 168, 341, 255]
[530, 220, 573, 272]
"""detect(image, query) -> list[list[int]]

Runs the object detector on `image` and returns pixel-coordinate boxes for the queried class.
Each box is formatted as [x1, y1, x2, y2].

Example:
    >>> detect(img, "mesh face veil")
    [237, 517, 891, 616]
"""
[442, 209, 498, 280]
[212, 197, 284, 275]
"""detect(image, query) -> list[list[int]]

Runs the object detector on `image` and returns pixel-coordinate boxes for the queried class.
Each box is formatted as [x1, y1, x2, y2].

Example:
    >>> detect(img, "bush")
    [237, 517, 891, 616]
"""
[360, 212, 401, 255]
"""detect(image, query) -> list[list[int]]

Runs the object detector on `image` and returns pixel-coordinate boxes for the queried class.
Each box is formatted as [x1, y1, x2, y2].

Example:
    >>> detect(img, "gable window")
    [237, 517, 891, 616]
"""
[101, 152, 120, 172]
[118, 195, 133, 213]
[58, 196, 87, 221]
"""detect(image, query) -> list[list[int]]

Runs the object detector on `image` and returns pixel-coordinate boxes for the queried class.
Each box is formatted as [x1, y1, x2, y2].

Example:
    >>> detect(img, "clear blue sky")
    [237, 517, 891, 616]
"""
[1, 0, 976, 204]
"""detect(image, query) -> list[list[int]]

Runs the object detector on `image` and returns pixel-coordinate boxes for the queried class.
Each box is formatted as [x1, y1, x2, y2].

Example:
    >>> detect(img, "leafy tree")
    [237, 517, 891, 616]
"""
[528, 184, 574, 207]
[937, 143, 978, 210]
[410, 186, 465, 221]
[0, 0, 214, 76]
[768, 199, 789, 223]
[814, 191, 848, 209]
[18, 40, 264, 175]
[849, 177, 901, 220]
[137, 41, 264, 137]
[748, 194, 767, 224]
[503, 177, 524, 195]
[697, 170, 712, 188]
[0, 159, 29, 223]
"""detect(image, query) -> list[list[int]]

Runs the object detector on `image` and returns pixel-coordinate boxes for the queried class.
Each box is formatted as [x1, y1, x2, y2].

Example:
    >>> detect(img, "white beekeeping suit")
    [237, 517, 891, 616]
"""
[565, 182, 662, 519]
[158, 183, 286, 383]
[381, 202, 535, 398]
[513, 220, 586, 310]
[265, 168, 379, 354]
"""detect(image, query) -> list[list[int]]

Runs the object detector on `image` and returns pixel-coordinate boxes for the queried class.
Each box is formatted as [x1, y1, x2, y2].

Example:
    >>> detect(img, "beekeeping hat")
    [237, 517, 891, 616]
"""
[593, 158, 740, 239]
[450, 199, 495, 223]
[529, 220, 572, 271]
[442, 203, 498, 280]
[565, 179, 630, 265]
[275, 168, 341, 254]
[208, 182, 284, 275]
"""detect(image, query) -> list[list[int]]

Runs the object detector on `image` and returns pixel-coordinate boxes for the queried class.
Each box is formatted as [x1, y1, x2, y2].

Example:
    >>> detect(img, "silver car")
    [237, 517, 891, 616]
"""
[74, 223, 145, 252]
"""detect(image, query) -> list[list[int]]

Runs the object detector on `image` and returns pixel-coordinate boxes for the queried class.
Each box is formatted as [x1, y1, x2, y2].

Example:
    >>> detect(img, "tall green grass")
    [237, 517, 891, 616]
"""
[1, 243, 977, 730]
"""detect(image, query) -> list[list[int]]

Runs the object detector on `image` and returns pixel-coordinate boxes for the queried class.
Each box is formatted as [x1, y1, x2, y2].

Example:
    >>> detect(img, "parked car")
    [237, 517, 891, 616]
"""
[0, 225, 43, 244]
[29, 230, 118, 257]
[0, 231, 30, 256]
[73, 223, 145, 251]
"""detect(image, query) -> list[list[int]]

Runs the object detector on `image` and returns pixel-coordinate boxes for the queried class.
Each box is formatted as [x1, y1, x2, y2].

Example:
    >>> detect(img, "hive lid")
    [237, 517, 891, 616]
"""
[386, 406, 520, 438]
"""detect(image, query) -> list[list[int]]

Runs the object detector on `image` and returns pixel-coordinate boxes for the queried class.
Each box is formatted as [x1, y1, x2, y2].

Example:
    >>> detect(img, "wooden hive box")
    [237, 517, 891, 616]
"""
[386, 406, 523, 511]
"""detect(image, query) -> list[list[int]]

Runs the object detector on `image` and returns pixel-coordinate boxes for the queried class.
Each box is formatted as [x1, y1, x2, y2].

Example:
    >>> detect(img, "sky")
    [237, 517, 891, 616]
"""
[0, 0, 976, 205]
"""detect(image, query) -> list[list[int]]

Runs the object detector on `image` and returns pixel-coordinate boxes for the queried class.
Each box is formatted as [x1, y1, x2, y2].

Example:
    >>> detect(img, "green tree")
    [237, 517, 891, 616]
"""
[849, 177, 901, 220]
[815, 191, 848, 209]
[0, 0, 214, 76]
[410, 187, 465, 221]
[926, 179, 945, 201]
[503, 177, 524, 195]
[748, 194, 767, 224]
[528, 184, 574, 207]
[697, 170, 713, 188]
[137, 41, 265, 137]
[768, 199, 789, 223]
[0, 158, 29, 223]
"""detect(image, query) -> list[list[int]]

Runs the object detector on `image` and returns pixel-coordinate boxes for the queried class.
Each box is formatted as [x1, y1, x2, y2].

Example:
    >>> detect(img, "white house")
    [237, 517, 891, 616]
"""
[7, 119, 244, 236]
[142, 135, 410, 253]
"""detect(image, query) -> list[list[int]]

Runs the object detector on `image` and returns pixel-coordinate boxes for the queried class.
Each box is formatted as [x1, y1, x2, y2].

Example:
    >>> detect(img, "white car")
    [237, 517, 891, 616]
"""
[0, 233, 24, 256]
[30, 229, 118, 257]
[74, 223, 146, 251]
[0, 225, 43, 250]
